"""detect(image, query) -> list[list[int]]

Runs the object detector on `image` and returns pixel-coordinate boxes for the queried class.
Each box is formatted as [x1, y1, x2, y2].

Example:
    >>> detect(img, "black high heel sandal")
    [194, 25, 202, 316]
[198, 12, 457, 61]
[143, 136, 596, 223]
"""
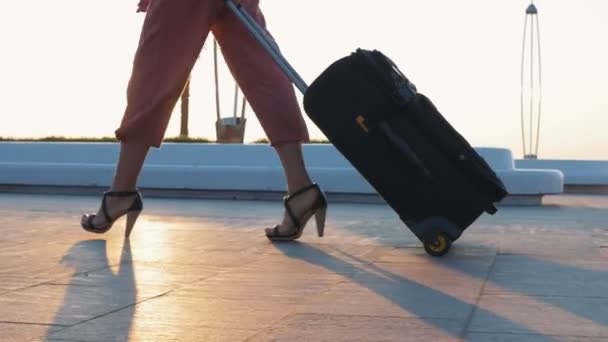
[266, 183, 328, 241]
[81, 190, 143, 237]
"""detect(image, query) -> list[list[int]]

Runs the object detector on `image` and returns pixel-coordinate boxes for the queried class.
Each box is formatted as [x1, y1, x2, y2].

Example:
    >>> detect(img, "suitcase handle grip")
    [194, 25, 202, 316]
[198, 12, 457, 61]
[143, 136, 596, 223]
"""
[378, 121, 434, 182]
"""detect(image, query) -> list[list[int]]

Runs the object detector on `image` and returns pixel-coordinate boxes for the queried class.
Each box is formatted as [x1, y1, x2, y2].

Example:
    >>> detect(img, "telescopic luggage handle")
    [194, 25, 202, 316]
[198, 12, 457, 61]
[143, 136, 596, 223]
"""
[224, 0, 308, 94]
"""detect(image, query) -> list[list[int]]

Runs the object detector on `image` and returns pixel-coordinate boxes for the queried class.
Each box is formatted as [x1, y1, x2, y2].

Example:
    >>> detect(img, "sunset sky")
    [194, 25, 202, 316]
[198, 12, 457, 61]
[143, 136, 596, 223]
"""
[0, 0, 606, 160]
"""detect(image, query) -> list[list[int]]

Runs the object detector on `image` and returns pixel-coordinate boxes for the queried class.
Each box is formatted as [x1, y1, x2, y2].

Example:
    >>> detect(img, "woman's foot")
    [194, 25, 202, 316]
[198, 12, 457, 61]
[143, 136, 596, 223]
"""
[265, 183, 327, 241]
[81, 190, 143, 237]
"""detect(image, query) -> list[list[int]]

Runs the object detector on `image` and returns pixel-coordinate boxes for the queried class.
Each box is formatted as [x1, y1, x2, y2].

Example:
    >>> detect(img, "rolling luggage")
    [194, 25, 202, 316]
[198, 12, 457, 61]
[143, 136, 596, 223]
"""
[225, 0, 508, 256]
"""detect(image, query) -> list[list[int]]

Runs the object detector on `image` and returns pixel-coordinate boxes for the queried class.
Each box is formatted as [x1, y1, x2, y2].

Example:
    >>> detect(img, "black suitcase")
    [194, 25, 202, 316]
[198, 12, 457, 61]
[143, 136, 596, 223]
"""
[226, 0, 508, 256]
[303, 49, 508, 256]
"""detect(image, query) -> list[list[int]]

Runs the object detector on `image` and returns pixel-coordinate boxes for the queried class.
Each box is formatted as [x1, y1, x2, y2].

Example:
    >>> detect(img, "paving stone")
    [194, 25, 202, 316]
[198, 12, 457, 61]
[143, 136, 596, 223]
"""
[466, 332, 608, 342]
[47, 295, 285, 341]
[0, 252, 222, 326]
[0, 276, 51, 293]
[172, 271, 346, 303]
[48, 308, 258, 342]
[357, 261, 490, 298]
[294, 261, 488, 324]
[497, 233, 603, 258]
[295, 288, 474, 332]
[0, 323, 63, 342]
[240, 251, 364, 276]
[484, 255, 608, 297]
[0, 279, 171, 326]
[0, 245, 113, 281]
[370, 245, 496, 277]
[248, 313, 463, 341]
[468, 295, 608, 337]
[1, 193, 608, 341]
[49, 263, 221, 291]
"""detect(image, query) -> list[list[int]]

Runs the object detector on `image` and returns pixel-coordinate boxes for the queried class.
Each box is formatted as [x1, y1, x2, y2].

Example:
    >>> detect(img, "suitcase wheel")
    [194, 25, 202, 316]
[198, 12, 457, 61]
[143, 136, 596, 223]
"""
[423, 233, 452, 257]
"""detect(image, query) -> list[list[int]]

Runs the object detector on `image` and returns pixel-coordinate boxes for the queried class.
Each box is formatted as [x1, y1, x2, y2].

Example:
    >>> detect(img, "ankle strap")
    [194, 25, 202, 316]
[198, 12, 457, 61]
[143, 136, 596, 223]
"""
[104, 190, 140, 197]
[286, 183, 319, 201]
[100, 190, 141, 223]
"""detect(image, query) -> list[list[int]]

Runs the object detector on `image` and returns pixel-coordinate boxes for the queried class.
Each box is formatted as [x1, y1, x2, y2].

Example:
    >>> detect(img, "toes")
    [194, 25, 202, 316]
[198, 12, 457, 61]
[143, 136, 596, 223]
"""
[81, 214, 92, 227]
[81, 214, 103, 229]
[265, 225, 280, 236]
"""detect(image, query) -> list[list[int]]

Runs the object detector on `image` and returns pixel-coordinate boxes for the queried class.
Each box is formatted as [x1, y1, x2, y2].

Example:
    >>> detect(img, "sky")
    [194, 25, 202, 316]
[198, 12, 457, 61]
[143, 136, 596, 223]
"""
[0, 0, 606, 160]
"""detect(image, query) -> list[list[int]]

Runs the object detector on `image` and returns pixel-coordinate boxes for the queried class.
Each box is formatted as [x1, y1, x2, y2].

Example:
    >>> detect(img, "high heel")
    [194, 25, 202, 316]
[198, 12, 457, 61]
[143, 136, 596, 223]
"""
[266, 183, 328, 241]
[81, 190, 143, 237]
[124, 209, 141, 238]
[314, 207, 327, 237]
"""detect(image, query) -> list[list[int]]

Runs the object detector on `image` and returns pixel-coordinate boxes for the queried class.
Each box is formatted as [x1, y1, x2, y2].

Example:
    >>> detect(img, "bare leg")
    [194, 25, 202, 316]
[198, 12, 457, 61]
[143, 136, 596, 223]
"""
[82, 142, 149, 227]
[275, 143, 312, 194]
[111, 142, 150, 191]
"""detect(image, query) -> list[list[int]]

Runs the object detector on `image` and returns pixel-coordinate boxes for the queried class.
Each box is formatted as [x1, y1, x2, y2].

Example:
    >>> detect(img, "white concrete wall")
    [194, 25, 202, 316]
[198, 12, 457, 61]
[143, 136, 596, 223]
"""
[0, 142, 567, 195]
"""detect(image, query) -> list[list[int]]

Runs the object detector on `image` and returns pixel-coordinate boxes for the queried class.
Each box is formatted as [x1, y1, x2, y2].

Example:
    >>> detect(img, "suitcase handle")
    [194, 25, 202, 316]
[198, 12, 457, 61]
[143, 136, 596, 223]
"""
[378, 121, 434, 182]
[224, 0, 308, 94]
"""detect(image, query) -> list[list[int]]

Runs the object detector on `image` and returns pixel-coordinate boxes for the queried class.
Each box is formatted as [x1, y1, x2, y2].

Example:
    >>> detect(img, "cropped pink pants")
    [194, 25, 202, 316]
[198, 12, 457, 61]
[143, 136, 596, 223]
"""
[115, 0, 309, 148]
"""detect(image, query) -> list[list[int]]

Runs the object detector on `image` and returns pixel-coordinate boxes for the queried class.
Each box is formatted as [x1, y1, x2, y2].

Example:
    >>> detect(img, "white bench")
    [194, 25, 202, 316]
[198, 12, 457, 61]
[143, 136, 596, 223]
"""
[0, 143, 564, 203]
[476, 148, 563, 195]
[516, 159, 608, 193]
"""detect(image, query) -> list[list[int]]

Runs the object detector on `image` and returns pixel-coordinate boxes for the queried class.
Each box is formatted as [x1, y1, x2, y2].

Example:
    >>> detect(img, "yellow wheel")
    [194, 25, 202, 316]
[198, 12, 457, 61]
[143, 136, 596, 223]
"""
[423, 233, 452, 257]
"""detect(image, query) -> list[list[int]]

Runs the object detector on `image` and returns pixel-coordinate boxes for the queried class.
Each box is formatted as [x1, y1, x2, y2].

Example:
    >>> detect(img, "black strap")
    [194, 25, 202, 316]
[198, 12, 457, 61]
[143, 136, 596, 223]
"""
[105, 190, 139, 197]
[100, 190, 140, 223]
[287, 183, 318, 199]
[283, 183, 319, 229]
[100, 193, 112, 224]
[283, 200, 301, 230]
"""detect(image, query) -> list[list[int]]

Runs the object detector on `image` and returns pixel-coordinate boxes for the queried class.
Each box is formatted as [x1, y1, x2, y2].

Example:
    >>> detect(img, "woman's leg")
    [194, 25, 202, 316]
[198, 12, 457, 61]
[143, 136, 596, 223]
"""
[274, 143, 312, 194]
[83, 0, 224, 228]
[115, 0, 224, 148]
[272, 143, 324, 235]
[83, 142, 149, 227]
[212, 0, 325, 235]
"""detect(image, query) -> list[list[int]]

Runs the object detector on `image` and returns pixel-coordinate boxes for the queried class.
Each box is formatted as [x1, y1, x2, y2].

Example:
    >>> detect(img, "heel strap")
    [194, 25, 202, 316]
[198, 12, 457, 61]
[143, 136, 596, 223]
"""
[283, 183, 321, 229]
[100, 190, 141, 223]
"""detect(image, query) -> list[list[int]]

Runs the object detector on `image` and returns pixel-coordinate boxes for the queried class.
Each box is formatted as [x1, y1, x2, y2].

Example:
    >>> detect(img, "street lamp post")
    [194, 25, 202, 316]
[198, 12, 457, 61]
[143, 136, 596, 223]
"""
[520, 1, 543, 159]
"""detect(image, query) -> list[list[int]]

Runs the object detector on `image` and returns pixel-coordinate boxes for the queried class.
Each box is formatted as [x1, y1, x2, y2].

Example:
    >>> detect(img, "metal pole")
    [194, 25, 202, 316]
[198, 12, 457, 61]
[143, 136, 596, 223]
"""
[529, 14, 535, 156]
[180, 78, 190, 137]
[224, 0, 308, 94]
[534, 14, 543, 157]
[520, 15, 529, 157]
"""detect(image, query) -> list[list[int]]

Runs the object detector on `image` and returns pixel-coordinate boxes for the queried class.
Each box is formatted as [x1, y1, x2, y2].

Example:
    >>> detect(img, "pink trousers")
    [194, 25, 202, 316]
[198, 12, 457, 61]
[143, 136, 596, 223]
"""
[115, 0, 309, 148]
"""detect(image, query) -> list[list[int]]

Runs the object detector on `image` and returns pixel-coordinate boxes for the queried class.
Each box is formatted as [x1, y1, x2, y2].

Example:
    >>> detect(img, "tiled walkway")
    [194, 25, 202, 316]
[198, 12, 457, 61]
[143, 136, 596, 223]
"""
[1, 193, 607, 341]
